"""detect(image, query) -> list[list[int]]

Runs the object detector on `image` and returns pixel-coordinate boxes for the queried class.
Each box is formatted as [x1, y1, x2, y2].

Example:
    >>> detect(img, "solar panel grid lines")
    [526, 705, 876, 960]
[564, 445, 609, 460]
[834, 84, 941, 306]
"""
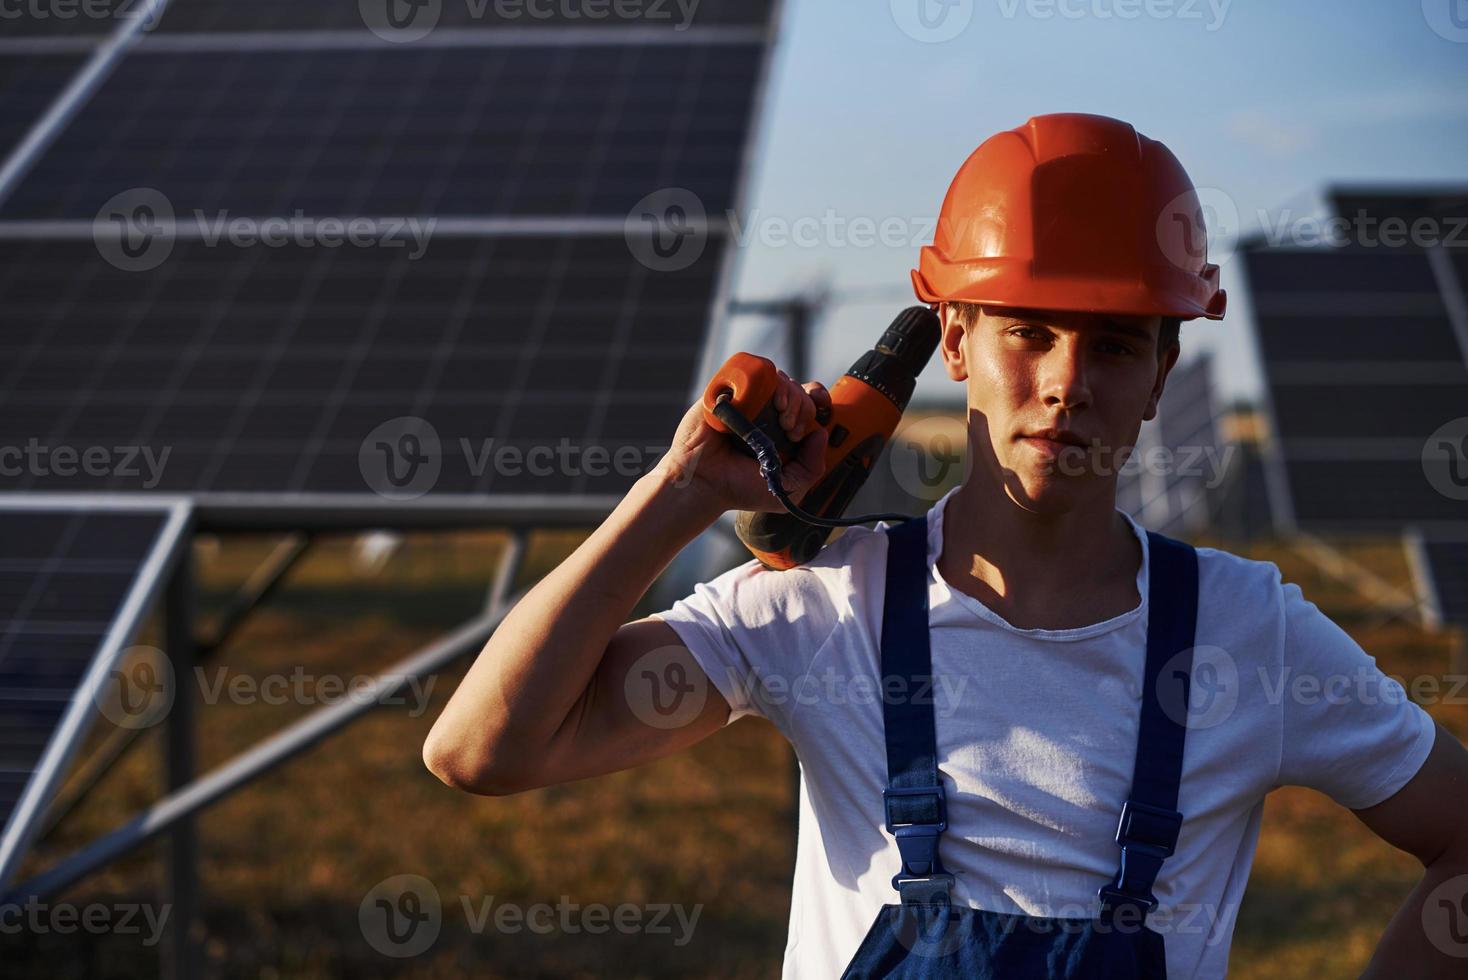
[0, 495, 191, 891]
[0, 54, 89, 159]
[0, 44, 765, 221]
[1242, 233, 1468, 533]
[0, 0, 780, 518]
[149, 0, 775, 34]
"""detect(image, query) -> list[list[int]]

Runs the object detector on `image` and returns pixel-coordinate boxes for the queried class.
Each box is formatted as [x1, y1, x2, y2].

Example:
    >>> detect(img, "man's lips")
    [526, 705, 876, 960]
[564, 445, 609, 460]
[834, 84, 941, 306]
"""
[1018, 428, 1089, 452]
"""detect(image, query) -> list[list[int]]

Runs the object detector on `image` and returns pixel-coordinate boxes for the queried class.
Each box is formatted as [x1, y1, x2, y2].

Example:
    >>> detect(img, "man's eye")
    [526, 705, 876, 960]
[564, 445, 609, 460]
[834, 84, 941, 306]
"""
[1010, 325, 1047, 340]
[1098, 341, 1135, 356]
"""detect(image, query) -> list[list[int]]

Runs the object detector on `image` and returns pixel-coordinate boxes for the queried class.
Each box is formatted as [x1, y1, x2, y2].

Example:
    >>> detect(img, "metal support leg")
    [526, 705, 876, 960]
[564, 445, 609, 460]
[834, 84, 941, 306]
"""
[163, 544, 200, 980]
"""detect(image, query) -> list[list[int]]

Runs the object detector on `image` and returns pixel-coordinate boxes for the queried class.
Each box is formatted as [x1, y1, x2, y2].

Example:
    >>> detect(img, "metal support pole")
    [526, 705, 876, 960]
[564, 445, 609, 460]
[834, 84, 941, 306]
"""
[162, 543, 200, 980]
[5, 602, 520, 906]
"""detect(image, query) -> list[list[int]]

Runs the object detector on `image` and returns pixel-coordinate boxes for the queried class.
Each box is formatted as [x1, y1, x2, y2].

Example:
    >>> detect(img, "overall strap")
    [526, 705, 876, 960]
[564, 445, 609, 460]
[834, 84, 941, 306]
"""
[1099, 530, 1200, 920]
[879, 516, 953, 906]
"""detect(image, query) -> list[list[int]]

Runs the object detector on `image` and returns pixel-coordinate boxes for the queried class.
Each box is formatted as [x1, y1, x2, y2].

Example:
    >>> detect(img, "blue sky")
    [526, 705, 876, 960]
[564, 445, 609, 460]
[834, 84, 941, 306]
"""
[723, 0, 1468, 406]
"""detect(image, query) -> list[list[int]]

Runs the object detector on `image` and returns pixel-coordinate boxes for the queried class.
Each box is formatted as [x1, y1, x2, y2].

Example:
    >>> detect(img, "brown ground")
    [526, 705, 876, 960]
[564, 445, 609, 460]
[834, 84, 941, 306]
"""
[3, 529, 1463, 977]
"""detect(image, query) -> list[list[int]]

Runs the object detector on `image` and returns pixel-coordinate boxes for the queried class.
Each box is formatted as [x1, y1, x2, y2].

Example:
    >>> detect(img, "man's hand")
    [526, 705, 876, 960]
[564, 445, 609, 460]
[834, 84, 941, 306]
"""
[656, 369, 832, 515]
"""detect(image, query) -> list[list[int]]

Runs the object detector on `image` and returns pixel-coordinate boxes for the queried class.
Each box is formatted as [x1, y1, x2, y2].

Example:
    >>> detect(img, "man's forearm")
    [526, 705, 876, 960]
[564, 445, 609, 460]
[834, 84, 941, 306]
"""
[424, 463, 723, 782]
[1361, 855, 1468, 977]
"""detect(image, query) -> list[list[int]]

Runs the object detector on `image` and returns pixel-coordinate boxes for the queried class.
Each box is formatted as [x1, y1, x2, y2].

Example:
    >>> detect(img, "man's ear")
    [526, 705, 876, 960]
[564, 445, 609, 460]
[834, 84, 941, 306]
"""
[938, 302, 969, 382]
[1142, 341, 1181, 422]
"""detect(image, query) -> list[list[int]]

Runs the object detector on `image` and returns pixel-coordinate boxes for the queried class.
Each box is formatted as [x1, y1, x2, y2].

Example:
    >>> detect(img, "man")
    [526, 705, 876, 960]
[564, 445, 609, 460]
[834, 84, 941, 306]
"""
[423, 114, 1468, 978]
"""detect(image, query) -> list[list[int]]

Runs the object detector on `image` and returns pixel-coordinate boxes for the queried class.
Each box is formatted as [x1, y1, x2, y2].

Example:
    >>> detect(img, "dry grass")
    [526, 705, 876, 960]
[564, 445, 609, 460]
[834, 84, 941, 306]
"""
[2, 530, 1463, 977]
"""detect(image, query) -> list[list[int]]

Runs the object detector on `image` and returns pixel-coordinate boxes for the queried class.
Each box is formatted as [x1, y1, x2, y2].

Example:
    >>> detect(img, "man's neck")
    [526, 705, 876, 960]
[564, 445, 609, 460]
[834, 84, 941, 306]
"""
[937, 477, 1143, 631]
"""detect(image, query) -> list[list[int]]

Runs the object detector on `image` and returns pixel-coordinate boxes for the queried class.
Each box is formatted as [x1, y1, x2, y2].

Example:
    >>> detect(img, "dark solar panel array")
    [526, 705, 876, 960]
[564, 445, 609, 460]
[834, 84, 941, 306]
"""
[0, 54, 87, 159]
[1244, 241, 1468, 530]
[0, 2, 132, 38]
[1421, 539, 1468, 625]
[1, 43, 763, 221]
[1116, 354, 1221, 536]
[153, 0, 775, 33]
[0, 234, 720, 496]
[0, 0, 776, 510]
[0, 507, 170, 832]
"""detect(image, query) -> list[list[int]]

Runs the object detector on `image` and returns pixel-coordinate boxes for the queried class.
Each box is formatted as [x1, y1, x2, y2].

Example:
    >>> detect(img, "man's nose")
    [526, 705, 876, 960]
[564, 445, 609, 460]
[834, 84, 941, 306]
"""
[1039, 340, 1092, 411]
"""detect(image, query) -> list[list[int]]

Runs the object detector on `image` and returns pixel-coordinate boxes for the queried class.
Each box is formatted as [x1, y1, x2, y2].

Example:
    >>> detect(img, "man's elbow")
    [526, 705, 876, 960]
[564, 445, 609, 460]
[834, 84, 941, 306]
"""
[421, 727, 529, 797]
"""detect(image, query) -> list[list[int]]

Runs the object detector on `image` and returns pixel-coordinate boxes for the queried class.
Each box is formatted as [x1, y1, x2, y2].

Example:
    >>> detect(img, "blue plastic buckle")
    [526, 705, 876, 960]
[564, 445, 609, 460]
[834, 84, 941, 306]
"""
[1114, 799, 1182, 859]
[1098, 800, 1183, 916]
[884, 786, 950, 896]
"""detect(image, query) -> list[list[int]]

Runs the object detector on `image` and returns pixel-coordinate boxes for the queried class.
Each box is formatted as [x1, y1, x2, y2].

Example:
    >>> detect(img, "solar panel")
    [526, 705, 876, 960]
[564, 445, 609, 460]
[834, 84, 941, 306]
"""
[0, 234, 721, 498]
[0, 54, 88, 159]
[1420, 539, 1468, 625]
[1117, 353, 1222, 536]
[1243, 241, 1468, 532]
[0, 3, 779, 522]
[0, 496, 190, 890]
[151, 0, 774, 33]
[1, 43, 764, 221]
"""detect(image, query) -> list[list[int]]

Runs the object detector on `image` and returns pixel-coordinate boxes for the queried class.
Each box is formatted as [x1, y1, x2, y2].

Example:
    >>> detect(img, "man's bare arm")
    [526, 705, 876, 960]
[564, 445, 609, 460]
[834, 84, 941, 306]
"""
[1356, 721, 1468, 977]
[422, 376, 830, 795]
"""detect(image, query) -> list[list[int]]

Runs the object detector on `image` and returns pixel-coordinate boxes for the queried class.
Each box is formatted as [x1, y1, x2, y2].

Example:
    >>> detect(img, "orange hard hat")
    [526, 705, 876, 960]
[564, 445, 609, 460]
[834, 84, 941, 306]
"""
[911, 113, 1226, 321]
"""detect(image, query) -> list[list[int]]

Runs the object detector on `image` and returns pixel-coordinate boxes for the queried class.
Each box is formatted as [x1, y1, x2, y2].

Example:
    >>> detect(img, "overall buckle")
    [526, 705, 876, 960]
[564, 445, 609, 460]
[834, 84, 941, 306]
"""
[1098, 799, 1183, 917]
[884, 785, 952, 899]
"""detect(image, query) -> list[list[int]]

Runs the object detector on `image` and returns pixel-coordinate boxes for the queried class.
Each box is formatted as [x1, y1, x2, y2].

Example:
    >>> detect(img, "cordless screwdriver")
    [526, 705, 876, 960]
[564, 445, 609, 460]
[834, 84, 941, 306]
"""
[700, 306, 943, 570]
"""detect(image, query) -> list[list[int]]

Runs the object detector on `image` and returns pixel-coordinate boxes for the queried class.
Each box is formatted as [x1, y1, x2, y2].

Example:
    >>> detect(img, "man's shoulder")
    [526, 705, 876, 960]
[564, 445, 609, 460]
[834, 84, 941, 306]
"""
[1188, 540, 1287, 615]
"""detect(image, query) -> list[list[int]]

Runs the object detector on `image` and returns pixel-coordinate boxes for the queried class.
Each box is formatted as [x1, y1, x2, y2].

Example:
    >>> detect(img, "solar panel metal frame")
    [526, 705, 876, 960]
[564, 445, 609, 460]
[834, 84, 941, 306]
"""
[0, 493, 192, 891]
[0, 2, 788, 531]
[1244, 238, 1468, 536]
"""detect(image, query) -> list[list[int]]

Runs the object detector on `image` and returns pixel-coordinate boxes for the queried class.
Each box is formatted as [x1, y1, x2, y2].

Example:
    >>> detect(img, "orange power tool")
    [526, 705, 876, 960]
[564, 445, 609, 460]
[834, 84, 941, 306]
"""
[700, 306, 943, 570]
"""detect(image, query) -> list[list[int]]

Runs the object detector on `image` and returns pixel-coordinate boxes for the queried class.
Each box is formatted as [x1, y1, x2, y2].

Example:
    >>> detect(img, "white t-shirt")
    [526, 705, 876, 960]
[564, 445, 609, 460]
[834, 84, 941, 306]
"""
[651, 485, 1437, 980]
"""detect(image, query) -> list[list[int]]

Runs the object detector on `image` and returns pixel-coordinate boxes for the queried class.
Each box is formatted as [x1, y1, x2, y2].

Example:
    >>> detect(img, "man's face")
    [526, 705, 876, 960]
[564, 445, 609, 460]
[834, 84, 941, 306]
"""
[939, 303, 1179, 515]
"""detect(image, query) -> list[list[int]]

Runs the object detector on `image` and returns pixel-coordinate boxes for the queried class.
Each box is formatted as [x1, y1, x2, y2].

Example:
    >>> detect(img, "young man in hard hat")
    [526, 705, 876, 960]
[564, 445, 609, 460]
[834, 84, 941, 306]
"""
[423, 114, 1468, 978]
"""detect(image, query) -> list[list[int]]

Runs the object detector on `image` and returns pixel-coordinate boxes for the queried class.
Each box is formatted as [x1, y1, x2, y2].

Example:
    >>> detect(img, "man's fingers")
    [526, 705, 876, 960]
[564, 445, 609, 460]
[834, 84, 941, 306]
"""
[787, 425, 829, 494]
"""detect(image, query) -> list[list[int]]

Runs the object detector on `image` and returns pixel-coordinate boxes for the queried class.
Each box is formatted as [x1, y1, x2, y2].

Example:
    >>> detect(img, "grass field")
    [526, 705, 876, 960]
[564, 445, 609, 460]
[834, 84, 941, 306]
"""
[2, 528, 1463, 978]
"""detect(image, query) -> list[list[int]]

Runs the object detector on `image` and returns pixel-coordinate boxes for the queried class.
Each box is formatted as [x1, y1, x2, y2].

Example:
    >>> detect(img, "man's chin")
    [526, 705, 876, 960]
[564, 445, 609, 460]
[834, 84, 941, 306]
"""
[1000, 471, 1095, 516]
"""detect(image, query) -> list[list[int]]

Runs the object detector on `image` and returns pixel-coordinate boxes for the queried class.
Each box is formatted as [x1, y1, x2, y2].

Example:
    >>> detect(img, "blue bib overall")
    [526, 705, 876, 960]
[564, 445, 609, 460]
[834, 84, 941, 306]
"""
[839, 516, 1199, 979]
